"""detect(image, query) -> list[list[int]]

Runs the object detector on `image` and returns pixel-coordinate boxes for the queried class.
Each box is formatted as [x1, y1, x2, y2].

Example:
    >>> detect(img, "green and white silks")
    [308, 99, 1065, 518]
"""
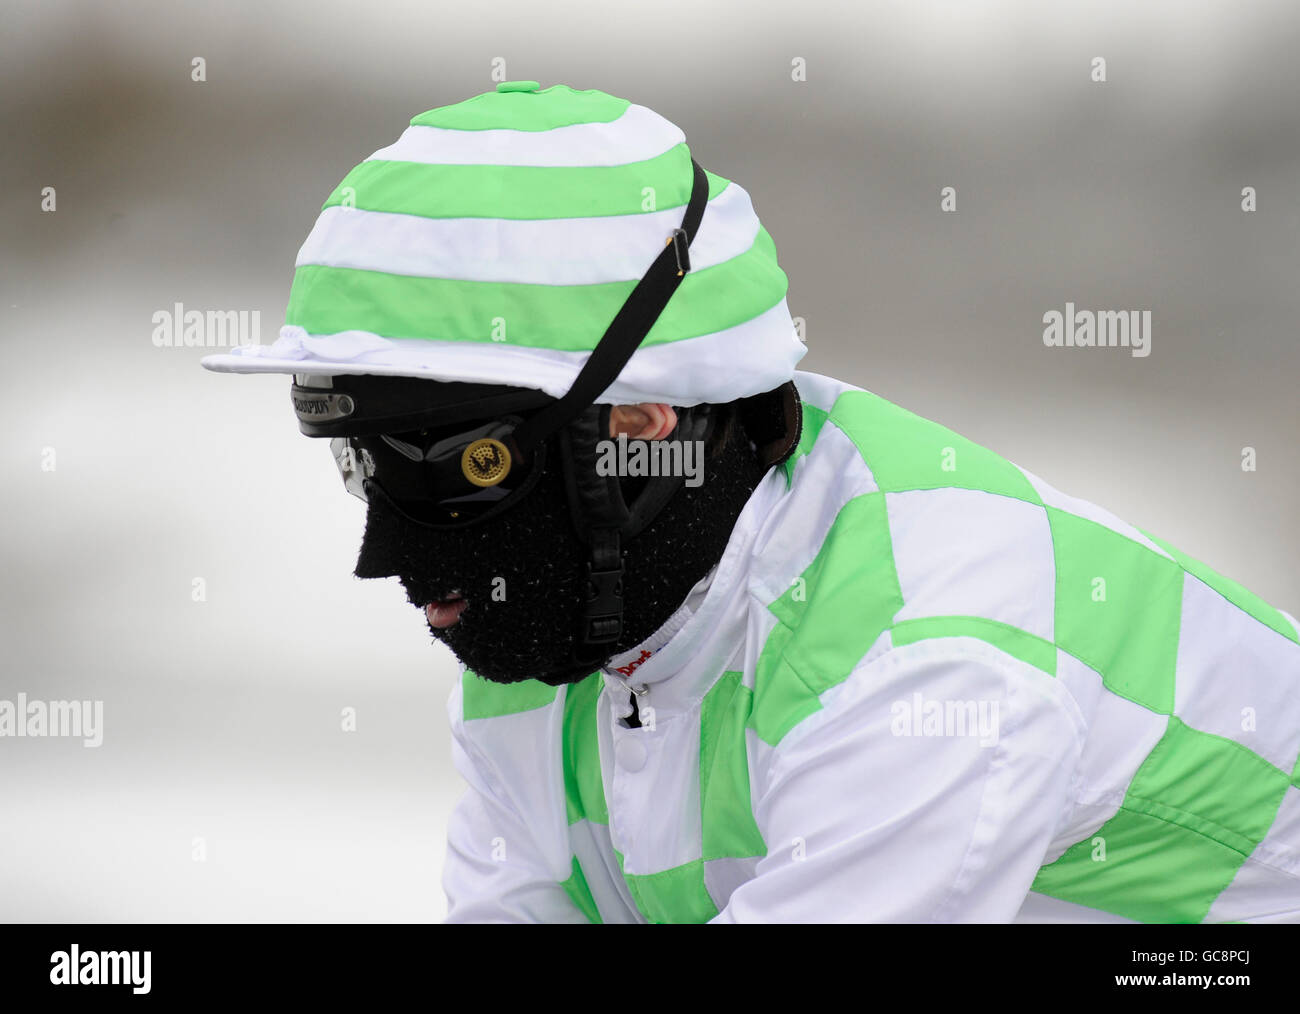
[444, 371, 1300, 923]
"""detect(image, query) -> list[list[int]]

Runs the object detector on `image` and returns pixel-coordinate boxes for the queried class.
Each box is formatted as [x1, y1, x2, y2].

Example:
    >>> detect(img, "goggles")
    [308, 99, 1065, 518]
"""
[290, 371, 562, 529]
[329, 413, 549, 529]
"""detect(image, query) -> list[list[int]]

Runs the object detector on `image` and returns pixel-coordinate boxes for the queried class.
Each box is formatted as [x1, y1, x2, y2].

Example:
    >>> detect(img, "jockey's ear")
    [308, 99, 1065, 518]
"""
[608, 403, 677, 441]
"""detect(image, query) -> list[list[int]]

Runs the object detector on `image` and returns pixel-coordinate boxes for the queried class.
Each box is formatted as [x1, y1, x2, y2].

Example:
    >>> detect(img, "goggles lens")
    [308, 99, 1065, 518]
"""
[331, 415, 543, 526]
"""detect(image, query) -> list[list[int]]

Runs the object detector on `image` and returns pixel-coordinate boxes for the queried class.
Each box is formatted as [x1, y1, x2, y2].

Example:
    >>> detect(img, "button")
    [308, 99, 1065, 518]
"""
[496, 80, 540, 93]
[615, 736, 647, 773]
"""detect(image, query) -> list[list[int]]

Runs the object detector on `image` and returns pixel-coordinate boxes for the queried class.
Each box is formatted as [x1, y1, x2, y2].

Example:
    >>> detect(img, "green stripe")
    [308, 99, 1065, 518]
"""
[749, 623, 817, 748]
[828, 390, 1041, 504]
[1049, 508, 1183, 715]
[622, 859, 718, 924]
[284, 226, 787, 349]
[700, 672, 767, 862]
[562, 674, 607, 826]
[411, 85, 630, 131]
[324, 148, 730, 220]
[461, 669, 557, 720]
[1032, 716, 1290, 922]
[779, 401, 828, 488]
[890, 616, 1057, 676]
[560, 856, 602, 924]
[751, 491, 905, 746]
[1141, 529, 1300, 646]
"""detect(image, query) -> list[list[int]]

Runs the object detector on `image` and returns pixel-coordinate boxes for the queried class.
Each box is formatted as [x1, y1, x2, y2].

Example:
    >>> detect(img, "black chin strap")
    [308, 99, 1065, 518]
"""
[566, 405, 715, 668]
[579, 527, 625, 661]
[510, 157, 709, 457]
[512, 157, 709, 667]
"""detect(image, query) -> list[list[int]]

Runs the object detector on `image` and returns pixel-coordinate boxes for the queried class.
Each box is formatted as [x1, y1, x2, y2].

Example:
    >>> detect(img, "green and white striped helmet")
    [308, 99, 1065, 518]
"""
[200, 81, 805, 406]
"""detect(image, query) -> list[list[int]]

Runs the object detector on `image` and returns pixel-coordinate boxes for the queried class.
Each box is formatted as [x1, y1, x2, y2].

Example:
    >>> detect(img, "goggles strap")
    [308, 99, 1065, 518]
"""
[510, 157, 709, 456]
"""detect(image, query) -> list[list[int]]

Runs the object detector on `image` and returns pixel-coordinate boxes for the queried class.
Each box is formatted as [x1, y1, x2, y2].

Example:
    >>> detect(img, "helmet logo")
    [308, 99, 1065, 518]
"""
[291, 390, 355, 422]
[461, 437, 511, 487]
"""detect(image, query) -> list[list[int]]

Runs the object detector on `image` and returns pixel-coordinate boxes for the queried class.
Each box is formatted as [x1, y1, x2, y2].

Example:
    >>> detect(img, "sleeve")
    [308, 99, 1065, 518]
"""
[711, 638, 1086, 923]
[442, 678, 591, 924]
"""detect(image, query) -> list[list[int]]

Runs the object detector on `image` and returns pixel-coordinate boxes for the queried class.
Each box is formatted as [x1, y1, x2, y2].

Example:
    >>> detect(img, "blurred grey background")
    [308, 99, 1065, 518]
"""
[2, 0, 1297, 921]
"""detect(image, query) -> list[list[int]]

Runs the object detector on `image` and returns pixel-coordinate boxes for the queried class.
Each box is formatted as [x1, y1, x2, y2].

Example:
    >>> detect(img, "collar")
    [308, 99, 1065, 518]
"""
[601, 565, 717, 682]
[598, 465, 788, 717]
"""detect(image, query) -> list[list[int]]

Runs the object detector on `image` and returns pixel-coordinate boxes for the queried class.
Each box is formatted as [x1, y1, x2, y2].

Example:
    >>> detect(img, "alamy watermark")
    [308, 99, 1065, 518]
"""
[0, 693, 103, 747]
[152, 302, 261, 347]
[595, 434, 704, 488]
[891, 691, 1000, 747]
[50, 946, 150, 994]
[1042, 302, 1151, 358]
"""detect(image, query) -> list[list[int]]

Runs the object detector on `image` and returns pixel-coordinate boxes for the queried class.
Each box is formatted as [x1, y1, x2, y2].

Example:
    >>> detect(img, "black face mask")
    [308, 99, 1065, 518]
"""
[353, 425, 768, 686]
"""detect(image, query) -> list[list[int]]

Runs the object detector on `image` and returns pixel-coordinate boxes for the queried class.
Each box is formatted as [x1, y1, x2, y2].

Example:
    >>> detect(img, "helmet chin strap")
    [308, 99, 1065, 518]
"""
[508, 157, 709, 460]
[501, 158, 710, 669]
[558, 403, 715, 667]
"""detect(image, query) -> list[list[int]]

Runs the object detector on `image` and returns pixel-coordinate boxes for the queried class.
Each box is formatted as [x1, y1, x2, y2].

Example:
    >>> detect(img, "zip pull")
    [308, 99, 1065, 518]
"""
[618, 677, 650, 730]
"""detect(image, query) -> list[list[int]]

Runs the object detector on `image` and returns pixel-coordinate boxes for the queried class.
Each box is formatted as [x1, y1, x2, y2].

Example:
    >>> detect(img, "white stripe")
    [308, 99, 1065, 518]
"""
[741, 608, 781, 696]
[1039, 650, 1168, 865]
[200, 300, 806, 407]
[367, 104, 684, 167]
[294, 181, 757, 285]
[600, 696, 703, 877]
[1173, 571, 1300, 774]
[885, 487, 1057, 644]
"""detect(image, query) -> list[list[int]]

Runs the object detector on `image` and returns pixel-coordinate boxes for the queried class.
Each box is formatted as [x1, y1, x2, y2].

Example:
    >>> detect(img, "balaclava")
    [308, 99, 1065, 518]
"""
[353, 410, 769, 686]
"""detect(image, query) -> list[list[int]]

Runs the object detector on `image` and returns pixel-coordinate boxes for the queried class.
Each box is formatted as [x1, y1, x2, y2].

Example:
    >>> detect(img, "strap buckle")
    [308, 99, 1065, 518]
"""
[667, 227, 691, 276]
[583, 561, 624, 645]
